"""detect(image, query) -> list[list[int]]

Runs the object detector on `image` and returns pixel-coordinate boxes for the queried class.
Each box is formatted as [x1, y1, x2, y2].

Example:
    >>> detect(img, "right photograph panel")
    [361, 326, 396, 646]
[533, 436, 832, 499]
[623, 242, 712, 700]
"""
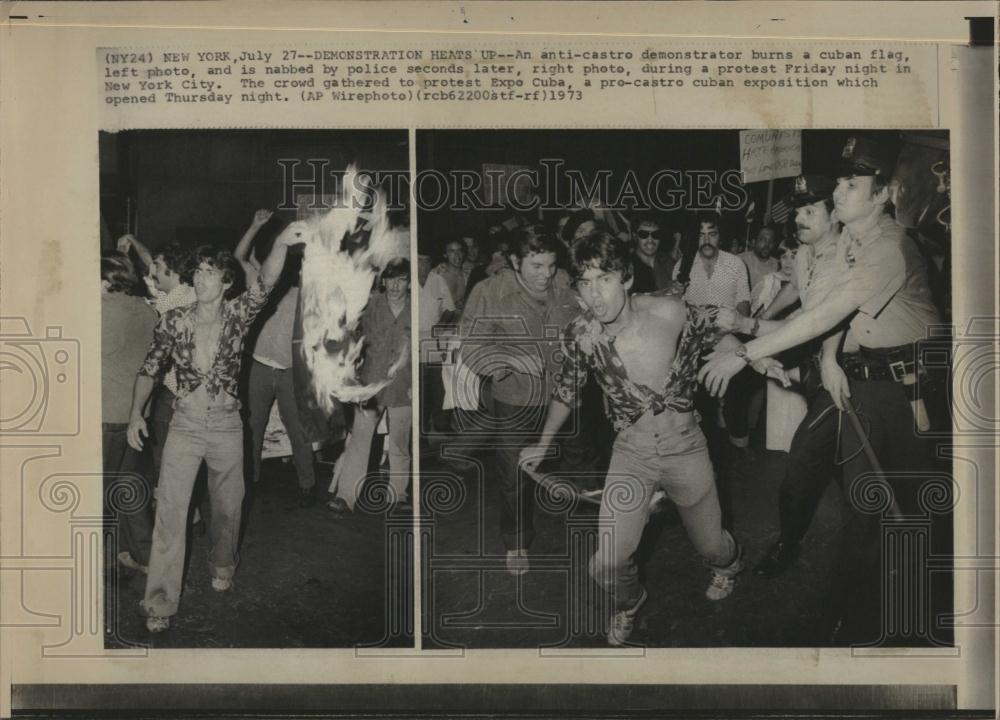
[416, 129, 954, 650]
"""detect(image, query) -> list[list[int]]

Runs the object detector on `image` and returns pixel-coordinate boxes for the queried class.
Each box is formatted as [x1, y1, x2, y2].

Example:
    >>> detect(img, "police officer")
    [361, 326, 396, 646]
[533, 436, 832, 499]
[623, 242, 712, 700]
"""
[746, 175, 846, 577]
[700, 135, 943, 641]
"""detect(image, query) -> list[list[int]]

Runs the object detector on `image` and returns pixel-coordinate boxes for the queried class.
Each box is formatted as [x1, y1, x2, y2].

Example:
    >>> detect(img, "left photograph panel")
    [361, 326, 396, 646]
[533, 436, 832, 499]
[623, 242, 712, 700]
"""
[98, 129, 414, 648]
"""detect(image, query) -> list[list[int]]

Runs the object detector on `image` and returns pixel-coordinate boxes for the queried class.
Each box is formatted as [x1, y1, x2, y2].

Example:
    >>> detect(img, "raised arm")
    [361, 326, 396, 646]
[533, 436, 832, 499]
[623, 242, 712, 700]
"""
[117, 234, 154, 270]
[234, 209, 274, 281]
[258, 219, 304, 288]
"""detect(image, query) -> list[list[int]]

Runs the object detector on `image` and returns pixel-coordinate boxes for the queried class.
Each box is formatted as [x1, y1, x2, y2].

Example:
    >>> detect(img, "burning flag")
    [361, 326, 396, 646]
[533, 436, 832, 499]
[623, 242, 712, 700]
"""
[298, 166, 407, 410]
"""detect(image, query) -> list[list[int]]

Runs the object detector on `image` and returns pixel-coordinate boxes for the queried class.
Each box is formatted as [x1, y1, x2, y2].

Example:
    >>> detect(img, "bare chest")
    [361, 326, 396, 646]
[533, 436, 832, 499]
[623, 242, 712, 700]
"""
[192, 315, 224, 372]
[612, 319, 678, 389]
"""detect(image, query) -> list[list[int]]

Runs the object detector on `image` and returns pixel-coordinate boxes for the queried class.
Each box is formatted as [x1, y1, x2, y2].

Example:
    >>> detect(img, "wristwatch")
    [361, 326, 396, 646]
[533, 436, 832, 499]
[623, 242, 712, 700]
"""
[734, 344, 754, 365]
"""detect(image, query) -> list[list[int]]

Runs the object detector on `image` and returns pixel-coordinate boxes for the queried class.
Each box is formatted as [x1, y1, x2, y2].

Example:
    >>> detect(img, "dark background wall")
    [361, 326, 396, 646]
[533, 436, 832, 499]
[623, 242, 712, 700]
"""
[415, 129, 901, 258]
[100, 129, 409, 253]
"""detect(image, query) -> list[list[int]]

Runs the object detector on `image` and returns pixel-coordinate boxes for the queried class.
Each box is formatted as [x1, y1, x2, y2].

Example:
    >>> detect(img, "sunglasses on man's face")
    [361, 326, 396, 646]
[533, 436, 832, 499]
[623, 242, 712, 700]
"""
[635, 229, 660, 239]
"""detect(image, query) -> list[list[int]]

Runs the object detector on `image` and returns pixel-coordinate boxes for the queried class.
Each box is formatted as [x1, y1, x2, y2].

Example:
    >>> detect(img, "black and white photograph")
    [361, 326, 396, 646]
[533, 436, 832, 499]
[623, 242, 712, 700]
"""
[417, 129, 955, 649]
[2, 2, 996, 717]
[98, 129, 414, 648]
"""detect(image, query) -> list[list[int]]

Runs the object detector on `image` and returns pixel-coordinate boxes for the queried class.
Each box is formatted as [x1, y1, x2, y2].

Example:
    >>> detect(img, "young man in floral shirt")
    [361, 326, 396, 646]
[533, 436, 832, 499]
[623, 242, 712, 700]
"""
[127, 220, 306, 633]
[521, 230, 756, 647]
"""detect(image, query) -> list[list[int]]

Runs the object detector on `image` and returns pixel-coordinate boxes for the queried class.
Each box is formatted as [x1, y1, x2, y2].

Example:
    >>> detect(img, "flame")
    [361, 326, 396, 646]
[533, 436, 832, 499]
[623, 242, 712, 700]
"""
[298, 165, 406, 410]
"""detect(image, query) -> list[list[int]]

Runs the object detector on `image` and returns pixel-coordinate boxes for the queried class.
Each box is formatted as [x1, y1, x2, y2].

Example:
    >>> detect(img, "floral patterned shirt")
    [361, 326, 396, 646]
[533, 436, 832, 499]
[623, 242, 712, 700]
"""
[139, 276, 271, 403]
[554, 303, 721, 432]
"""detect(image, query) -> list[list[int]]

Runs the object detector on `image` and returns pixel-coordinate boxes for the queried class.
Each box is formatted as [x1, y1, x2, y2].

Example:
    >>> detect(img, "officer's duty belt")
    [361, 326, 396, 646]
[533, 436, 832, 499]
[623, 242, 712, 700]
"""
[841, 344, 923, 383]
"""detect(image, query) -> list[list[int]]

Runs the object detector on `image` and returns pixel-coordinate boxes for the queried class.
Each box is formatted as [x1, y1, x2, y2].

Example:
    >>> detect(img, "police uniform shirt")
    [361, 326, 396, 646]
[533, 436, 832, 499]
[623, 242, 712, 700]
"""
[826, 214, 940, 348]
[792, 236, 840, 311]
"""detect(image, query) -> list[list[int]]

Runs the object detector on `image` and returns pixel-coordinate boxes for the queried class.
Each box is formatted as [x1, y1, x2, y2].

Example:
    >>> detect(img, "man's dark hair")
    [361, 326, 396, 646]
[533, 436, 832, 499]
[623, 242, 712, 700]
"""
[695, 212, 720, 232]
[194, 245, 244, 300]
[570, 230, 634, 284]
[633, 215, 662, 231]
[101, 251, 143, 295]
[155, 242, 194, 284]
[509, 227, 563, 261]
[560, 208, 596, 246]
[381, 257, 410, 282]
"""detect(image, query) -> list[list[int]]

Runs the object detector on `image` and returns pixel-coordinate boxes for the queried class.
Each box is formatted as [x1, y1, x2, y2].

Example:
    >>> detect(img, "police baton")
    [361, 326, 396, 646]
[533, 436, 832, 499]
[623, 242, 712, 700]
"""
[843, 400, 903, 519]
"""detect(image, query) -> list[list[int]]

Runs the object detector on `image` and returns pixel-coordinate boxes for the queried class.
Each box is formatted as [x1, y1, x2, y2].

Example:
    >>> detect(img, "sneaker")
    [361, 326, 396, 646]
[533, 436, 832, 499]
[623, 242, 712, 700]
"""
[117, 551, 148, 575]
[608, 587, 649, 647]
[705, 535, 744, 601]
[325, 497, 351, 517]
[505, 549, 529, 576]
[211, 576, 232, 592]
[146, 615, 170, 633]
[706, 571, 737, 601]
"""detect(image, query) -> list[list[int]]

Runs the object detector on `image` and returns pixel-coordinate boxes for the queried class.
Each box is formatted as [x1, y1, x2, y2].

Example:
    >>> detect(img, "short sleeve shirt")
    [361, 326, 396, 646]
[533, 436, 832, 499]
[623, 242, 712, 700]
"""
[253, 286, 299, 369]
[826, 215, 940, 348]
[681, 250, 751, 309]
[360, 293, 411, 408]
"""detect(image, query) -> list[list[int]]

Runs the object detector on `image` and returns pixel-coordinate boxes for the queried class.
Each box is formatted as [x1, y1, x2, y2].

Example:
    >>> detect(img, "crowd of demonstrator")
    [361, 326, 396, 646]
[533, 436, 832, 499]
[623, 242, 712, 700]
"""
[102, 210, 411, 634]
[419, 135, 949, 646]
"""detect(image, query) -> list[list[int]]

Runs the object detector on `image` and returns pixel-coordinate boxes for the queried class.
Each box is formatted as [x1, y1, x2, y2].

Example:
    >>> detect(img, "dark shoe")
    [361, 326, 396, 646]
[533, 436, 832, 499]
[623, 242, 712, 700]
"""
[754, 540, 801, 578]
[298, 486, 316, 508]
[325, 497, 351, 517]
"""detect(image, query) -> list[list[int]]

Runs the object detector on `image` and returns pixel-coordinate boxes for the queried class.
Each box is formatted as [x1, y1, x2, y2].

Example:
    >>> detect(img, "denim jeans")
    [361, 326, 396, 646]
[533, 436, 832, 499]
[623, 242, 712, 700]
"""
[141, 390, 244, 618]
[150, 386, 176, 489]
[589, 413, 731, 610]
[247, 360, 316, 489]
[329, 405, 411, 509]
